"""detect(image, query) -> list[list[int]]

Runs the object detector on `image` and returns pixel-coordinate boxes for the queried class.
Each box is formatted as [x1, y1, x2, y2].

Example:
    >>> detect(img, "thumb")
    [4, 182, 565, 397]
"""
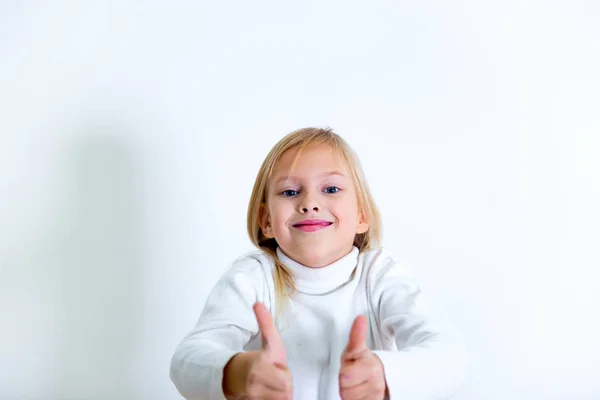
[344, 315, 368, 358]
[253, 302, 286, 365]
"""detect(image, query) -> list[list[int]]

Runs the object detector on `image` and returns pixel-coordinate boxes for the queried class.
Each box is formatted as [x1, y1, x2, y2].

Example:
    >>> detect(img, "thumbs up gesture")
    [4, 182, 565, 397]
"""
[244, 302, 293, 399]
[339, 315, 387, 400]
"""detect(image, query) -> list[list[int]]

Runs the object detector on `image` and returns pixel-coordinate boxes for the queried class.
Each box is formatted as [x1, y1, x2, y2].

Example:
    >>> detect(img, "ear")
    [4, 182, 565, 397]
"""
[356, 209, 370, 235]
[258, 203, 274, 238]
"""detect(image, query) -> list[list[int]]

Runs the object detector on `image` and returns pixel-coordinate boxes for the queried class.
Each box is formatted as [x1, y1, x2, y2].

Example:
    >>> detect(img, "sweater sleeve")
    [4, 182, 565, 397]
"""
[369, 256, 468, 399]
[169, 256, 269, 400]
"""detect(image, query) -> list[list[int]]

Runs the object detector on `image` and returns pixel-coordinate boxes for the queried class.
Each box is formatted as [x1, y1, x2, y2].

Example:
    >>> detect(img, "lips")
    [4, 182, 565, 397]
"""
[292, 219, 333, 232]
[292, 219, 333, 227]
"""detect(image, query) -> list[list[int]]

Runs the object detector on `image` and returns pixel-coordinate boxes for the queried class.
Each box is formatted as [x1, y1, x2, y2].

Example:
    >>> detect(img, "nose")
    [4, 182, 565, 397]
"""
[299, 194, 320, 213]
[300, 205, 319, 213]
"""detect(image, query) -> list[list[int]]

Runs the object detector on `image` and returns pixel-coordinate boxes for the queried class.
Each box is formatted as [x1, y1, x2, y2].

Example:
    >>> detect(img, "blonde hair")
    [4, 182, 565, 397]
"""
[247, 127, 382, 309]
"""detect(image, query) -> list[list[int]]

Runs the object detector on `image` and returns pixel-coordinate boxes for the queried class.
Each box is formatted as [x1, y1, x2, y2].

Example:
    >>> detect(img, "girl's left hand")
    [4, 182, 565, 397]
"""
[339, 315, 387, 400]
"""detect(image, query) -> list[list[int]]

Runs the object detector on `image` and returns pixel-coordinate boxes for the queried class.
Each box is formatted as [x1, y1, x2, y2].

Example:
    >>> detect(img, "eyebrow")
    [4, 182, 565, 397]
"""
[274, 170, 347, 185]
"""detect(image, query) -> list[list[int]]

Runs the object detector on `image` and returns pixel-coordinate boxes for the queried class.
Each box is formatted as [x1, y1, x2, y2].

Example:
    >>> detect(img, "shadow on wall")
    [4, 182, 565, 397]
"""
[53, 126, 147, 399]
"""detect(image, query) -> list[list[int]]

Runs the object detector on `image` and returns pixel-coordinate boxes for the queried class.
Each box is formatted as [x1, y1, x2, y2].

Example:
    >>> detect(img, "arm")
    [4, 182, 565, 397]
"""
[169, 257, 268, 400]
[369, 257, 468, 399]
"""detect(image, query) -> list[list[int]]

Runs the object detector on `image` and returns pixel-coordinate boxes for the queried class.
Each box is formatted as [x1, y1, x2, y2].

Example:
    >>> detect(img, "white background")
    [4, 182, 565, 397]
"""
[1, 1, 599, 399]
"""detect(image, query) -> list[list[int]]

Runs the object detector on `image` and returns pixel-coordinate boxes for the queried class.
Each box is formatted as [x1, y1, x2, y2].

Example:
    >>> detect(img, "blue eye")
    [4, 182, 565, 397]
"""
[282, 189, 298, 197]
[324, 186, 340, 194]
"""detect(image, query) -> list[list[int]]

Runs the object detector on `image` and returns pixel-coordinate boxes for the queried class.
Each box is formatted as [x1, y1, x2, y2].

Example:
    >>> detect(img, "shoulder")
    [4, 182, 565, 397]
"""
[358, 247, 417, 290]
[223, 249, 274, 278]
[217, 249, 275, 291]
[205, 249, 276, 308]
[359, 247, 412, 277]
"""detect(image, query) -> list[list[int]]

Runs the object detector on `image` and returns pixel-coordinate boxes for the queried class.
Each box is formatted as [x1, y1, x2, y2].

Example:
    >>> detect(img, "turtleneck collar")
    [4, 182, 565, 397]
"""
[275, 246, 360, 295]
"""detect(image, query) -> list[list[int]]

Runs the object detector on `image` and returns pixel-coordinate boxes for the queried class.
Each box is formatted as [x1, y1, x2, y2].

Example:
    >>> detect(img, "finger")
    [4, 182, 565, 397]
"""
[248, 361, 293, 393]
[262, 392, 292, 400]
[344, 315, 368, 356]
[253, 302, 286, 363]
[339, 381, 372, 400]
[339, 362, 369, 389]
[264, 363, 293, 393]
[253, 302, 279, 348]
[248, 383, 292, 400]
[257, 389, 293, 400]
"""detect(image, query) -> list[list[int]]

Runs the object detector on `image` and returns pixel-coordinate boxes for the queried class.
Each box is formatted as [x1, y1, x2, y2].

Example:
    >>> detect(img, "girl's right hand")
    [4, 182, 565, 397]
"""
[245, 302, 292, 400]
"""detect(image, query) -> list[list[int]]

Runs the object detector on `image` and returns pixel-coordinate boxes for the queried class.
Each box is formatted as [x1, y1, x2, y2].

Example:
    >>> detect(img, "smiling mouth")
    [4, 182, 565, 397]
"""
[292, 221, 333, 232]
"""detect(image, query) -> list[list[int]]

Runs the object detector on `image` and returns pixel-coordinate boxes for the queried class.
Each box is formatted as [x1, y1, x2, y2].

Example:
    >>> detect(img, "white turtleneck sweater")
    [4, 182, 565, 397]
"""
[170, 247, 468, 399]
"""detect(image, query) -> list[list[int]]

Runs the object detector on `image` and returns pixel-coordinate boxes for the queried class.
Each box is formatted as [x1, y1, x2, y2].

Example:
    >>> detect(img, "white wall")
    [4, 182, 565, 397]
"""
[1, 1, 599, 399]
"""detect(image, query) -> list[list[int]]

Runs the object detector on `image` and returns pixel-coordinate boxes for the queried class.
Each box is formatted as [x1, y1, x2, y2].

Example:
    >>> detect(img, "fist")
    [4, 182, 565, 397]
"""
[339, 315, 387, 400]
[246, 302, 293, 400]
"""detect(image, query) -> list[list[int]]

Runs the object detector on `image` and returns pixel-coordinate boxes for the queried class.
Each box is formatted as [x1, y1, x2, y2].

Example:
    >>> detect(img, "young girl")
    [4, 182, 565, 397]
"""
[170, 127, 468, 399]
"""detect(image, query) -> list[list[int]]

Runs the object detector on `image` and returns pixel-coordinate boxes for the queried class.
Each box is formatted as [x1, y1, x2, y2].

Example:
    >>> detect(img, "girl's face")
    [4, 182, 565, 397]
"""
[260, 144, 369, 268]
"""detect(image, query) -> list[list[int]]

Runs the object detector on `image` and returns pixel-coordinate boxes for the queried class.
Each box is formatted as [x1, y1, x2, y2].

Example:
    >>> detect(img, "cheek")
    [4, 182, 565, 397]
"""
[333, 197, 359, 220]
[270, 203, 294, 225]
